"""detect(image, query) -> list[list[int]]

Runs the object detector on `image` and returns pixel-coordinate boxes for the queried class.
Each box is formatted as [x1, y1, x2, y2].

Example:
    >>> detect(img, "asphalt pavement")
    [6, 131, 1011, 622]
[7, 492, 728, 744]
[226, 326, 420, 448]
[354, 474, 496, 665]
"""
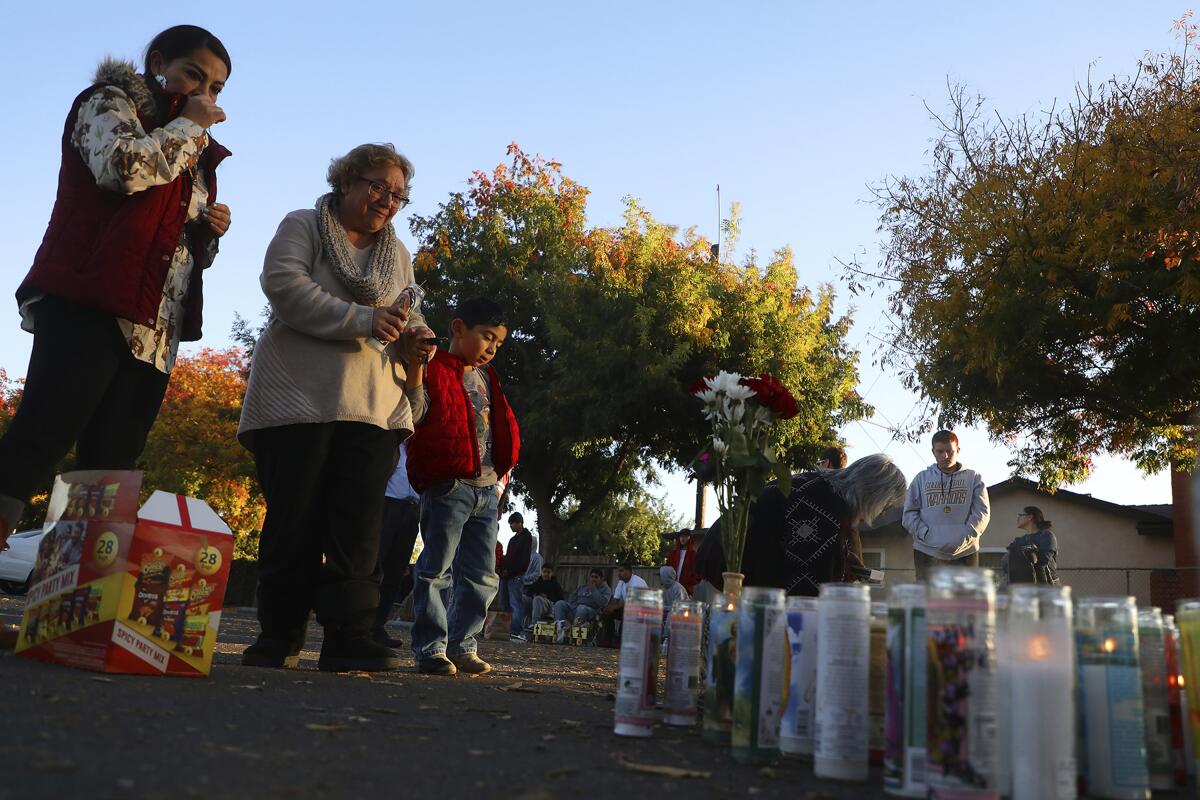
[0, 594, 891, 800]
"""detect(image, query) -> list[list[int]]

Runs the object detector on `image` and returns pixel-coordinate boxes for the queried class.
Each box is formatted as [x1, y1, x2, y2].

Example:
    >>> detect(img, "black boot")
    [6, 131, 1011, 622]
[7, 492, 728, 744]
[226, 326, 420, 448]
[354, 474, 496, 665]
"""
[318, 630, 400, 672]
[242, 636, 302, 669]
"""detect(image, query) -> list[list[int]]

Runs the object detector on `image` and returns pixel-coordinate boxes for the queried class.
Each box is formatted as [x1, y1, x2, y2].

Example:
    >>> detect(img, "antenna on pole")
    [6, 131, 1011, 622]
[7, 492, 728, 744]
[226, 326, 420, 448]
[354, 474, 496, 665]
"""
[712, 184, 721, 263]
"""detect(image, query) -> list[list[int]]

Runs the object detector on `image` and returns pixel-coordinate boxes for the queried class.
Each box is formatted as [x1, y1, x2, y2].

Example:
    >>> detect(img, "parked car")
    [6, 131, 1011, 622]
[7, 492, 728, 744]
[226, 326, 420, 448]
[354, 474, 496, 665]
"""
[0, 529, 45, 594]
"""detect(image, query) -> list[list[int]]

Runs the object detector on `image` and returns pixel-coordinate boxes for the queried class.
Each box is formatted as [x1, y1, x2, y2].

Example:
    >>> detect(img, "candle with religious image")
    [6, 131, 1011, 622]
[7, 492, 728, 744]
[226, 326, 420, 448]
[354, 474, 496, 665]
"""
[702, 591, 739, 743]
[731, 587, 788, 763]
[1076, 596, 1150, 800]
[993, 593, 1012, 798]
[1175, 599, 1200, 777]
[1137, 607, 1173, 789]
[367, 282, 427, 353]
[663, 600, 704, 726]
[868, 601, 888, 765]
[613, 586, 663, 737]
[814, 582, 871, 782]
[884, 583, 928, 798]
[780, 596, 819, 757]
[1009, 585, 1076, 800]
[925, 567, 998, 799]
[1162, 613, 1188, 787]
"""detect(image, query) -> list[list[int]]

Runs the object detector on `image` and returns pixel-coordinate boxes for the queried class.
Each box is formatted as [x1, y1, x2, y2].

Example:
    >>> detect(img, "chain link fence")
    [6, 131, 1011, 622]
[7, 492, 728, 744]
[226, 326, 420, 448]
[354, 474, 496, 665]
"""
[876, 567, 1200, 612]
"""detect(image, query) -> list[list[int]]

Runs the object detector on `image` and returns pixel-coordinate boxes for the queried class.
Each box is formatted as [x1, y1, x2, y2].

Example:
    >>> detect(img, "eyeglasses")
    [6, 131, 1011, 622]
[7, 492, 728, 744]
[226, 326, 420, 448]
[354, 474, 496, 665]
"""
[1017, 512, 1030, 518]
[355, 177, 410, 209]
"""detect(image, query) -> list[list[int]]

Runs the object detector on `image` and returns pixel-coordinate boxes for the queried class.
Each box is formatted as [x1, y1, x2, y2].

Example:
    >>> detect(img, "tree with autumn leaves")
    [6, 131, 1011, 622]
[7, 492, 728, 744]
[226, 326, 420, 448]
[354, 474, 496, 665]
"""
[0, 149, 866, 564]
[862, 28, 1200, 489]
[409, 145, 866, 559]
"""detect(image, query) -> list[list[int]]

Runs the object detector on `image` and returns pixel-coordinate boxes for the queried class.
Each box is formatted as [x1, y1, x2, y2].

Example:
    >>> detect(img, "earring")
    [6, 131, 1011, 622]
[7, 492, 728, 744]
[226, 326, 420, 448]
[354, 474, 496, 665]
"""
[155, 74, 168, 89]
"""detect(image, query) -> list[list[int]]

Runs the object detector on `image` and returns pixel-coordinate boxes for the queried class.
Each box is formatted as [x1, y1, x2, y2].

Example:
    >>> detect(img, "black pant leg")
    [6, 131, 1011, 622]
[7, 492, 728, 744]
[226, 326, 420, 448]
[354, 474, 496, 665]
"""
[0, 297, 128, 502]
[252, 423, 333, 645]
[373, 497, 420, 632]
[75, 351, 170, 470]
[314, 422, 397, 634]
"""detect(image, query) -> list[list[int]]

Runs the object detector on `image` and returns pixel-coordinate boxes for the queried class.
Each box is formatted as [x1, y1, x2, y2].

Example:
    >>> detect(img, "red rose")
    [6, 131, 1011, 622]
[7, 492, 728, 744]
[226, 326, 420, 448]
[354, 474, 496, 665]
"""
[740, 374, 799, 419]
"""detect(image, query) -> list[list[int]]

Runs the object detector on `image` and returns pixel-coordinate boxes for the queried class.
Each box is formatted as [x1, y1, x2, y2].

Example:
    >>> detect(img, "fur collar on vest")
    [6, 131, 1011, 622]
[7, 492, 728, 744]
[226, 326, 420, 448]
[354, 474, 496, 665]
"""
[92, 58, 157, 119]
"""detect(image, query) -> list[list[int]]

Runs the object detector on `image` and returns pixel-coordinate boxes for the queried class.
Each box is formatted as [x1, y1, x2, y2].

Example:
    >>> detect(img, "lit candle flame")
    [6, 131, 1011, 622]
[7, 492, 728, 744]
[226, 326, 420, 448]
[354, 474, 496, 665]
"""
[1102, 637, 1117, 654]
[1028, 634, 1050, 661]
[1181, 675, 1187, 688]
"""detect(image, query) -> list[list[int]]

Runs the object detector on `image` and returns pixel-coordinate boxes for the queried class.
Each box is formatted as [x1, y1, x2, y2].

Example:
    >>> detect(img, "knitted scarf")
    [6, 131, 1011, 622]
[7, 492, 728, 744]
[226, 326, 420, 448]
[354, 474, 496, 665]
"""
[315, 193, 397, 306]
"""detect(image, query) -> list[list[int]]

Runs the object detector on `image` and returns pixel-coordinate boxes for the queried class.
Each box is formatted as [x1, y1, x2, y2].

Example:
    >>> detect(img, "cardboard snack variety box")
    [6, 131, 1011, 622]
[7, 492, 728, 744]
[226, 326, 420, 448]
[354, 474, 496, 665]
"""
[15, 470, 233, 677]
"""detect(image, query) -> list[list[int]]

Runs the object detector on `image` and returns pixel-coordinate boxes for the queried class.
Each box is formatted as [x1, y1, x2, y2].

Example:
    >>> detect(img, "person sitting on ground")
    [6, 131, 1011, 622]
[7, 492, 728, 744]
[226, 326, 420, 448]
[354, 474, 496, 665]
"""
[665, 529, 700, 595]
[525, 563, 565, 627]
[1001, 506, 1061, 586]
[407, 297, 520, 676]
[600, 563, 649, 644]
[695, 454, 908, 596]
[552, 568, 612, 625]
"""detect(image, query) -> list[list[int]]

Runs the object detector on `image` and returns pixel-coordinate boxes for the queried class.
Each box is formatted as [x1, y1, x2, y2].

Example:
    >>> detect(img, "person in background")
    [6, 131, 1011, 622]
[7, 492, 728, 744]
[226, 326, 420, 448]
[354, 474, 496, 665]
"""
[818, 446, 848, 469]
[525, 563, 564, 627]
[371, 444, 421, 649]
[500, 512, 533, 639]
[0, 25, 233, 550]
[659, 565, 689, 609]
[599, 563, 648, 646]
[1001, 506, 1060, 586]
[902, 430, 990, 580]
[695, 454, 908, 596]
[665, 529, 700, 595]
[493, 538, 507, 612]
[406, 297, 520, 676]
[238, 143, 434, 672]
[553, 569, 612, 625]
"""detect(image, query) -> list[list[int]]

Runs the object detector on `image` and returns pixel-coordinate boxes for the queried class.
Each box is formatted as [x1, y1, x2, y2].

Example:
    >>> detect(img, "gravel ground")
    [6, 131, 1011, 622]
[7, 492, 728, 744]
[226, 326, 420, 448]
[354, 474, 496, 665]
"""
[0, 593, 890, 799]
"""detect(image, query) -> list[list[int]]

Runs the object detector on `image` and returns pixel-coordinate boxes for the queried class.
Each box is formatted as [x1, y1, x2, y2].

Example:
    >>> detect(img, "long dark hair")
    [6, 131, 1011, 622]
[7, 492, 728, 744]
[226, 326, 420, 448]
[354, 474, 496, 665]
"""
[1023, 506, 1052, 530]
[144, 25, 232, 77]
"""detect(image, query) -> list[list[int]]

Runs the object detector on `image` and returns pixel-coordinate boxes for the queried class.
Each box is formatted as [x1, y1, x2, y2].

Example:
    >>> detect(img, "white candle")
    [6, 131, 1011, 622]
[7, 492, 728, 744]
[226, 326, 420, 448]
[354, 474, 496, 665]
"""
[1009, 586, 1075, 800]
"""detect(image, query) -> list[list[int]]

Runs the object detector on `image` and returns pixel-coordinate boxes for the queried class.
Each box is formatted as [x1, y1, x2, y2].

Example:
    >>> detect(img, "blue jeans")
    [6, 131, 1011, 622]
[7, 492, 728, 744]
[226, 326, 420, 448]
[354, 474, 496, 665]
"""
[552, 601, 598, 624]
[507, 578, 527, 635]
[411, 480, 500, 659]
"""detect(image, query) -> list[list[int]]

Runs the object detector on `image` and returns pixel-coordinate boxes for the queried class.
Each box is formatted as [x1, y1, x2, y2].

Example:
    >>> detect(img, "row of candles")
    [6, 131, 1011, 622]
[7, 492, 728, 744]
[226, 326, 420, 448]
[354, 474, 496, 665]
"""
[612, 568, 1200, 799]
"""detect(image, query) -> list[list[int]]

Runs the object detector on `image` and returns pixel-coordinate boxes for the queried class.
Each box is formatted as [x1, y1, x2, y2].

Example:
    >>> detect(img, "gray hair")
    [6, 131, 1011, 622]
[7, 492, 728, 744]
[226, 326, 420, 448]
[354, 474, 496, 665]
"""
[821, 454, 907, 524]
[327, 143, 415, 194]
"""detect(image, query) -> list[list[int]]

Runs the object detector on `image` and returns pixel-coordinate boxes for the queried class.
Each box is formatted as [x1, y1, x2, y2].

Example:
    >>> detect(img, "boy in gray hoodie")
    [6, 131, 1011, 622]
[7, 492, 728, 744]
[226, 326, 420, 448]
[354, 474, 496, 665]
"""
[902, 430, 990, 580]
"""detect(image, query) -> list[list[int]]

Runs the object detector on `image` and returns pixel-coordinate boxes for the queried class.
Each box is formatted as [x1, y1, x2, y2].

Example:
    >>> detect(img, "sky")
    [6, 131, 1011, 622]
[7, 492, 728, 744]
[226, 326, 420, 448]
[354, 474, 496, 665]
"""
[0, 2, 1185, 544]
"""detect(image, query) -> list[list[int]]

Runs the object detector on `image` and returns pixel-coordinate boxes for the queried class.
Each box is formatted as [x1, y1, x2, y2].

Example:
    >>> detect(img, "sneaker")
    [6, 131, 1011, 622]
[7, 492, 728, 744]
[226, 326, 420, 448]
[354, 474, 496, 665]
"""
[417, 654, 457, 676]
[318, 635, 400, 672]
[448, 651, 492, 674]
[242, 637, 301, 669]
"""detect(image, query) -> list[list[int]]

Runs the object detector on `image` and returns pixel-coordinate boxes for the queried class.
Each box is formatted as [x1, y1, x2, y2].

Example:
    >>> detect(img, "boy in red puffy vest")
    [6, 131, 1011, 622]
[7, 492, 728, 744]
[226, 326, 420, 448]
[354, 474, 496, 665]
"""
[405, 297, 520, 675]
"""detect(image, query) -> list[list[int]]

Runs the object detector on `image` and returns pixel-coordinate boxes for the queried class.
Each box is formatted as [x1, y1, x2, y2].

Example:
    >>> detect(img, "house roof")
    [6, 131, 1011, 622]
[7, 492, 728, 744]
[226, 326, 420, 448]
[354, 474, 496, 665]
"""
[862, 476, 1174, 537]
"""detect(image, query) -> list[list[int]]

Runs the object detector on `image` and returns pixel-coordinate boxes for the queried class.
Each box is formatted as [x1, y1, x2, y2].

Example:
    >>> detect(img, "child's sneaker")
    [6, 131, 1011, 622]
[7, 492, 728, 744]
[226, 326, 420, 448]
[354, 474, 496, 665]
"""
[417, 654, 457, 676]
[449, 652, 492, 674]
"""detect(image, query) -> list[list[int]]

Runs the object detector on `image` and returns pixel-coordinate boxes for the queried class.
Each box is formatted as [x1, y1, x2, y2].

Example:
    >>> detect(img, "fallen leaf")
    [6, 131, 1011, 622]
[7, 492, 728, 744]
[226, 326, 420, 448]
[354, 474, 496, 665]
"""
[349, 716, 371, 723]
[304, 723, 346, 732]
[89, 677, 114, 683]
[541, 734, 556, 741]
[560, 719, 583, 728]
[467, 749, 494, 756]
[617, 756, 710, 780]
[293, 680, 313, 685]
[234, 684, 264, 691]
[369, 707, 402, 715]
[339, 671, 374, 680]
[418, 704, 438, 711]
[544, 766, 578, 778]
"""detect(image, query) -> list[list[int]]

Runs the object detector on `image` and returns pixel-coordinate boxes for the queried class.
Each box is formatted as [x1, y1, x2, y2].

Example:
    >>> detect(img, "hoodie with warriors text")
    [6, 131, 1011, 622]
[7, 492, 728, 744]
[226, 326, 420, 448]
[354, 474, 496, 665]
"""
[902, 464, 990, 559]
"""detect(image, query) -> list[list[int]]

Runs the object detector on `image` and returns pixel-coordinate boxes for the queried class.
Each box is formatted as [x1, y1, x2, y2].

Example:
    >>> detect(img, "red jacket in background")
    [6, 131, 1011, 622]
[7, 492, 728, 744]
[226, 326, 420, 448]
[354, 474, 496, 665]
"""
[667, 542, 700, 594]
[406, 350, 519, 492]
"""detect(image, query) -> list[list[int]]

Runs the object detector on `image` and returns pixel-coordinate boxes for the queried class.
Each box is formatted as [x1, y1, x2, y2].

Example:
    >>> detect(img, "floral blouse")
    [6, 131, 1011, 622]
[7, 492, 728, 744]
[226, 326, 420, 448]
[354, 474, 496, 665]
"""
[70, 86, 213, 373]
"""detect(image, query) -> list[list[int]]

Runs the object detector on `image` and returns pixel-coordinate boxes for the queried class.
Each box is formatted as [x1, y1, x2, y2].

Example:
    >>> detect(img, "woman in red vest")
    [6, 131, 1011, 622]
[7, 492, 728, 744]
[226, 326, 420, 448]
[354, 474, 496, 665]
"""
[0, 25, 232, 549]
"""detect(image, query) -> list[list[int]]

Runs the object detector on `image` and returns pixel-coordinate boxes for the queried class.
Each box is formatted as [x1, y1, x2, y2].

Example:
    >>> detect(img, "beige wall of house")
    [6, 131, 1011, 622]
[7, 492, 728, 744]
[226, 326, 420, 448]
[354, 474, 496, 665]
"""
[861, 485, 1175, 605]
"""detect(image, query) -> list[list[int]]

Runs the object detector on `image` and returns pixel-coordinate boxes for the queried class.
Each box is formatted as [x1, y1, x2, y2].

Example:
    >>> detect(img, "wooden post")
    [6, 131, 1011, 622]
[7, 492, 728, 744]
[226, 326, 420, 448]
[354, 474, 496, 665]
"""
[695, 480, 706, 529]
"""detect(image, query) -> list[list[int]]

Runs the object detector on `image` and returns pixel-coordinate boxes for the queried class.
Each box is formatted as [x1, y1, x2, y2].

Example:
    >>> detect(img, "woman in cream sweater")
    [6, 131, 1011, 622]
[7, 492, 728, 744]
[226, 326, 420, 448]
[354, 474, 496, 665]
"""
[238, 143, 435, 673]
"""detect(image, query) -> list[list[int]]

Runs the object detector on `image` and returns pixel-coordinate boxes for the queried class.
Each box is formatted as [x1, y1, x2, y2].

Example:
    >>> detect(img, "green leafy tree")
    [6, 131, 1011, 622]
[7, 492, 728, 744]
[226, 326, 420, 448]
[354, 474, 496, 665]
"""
[411, 144, 866, 558]
[859, 29, 1200, 488]
[560, 487, 684, 565]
